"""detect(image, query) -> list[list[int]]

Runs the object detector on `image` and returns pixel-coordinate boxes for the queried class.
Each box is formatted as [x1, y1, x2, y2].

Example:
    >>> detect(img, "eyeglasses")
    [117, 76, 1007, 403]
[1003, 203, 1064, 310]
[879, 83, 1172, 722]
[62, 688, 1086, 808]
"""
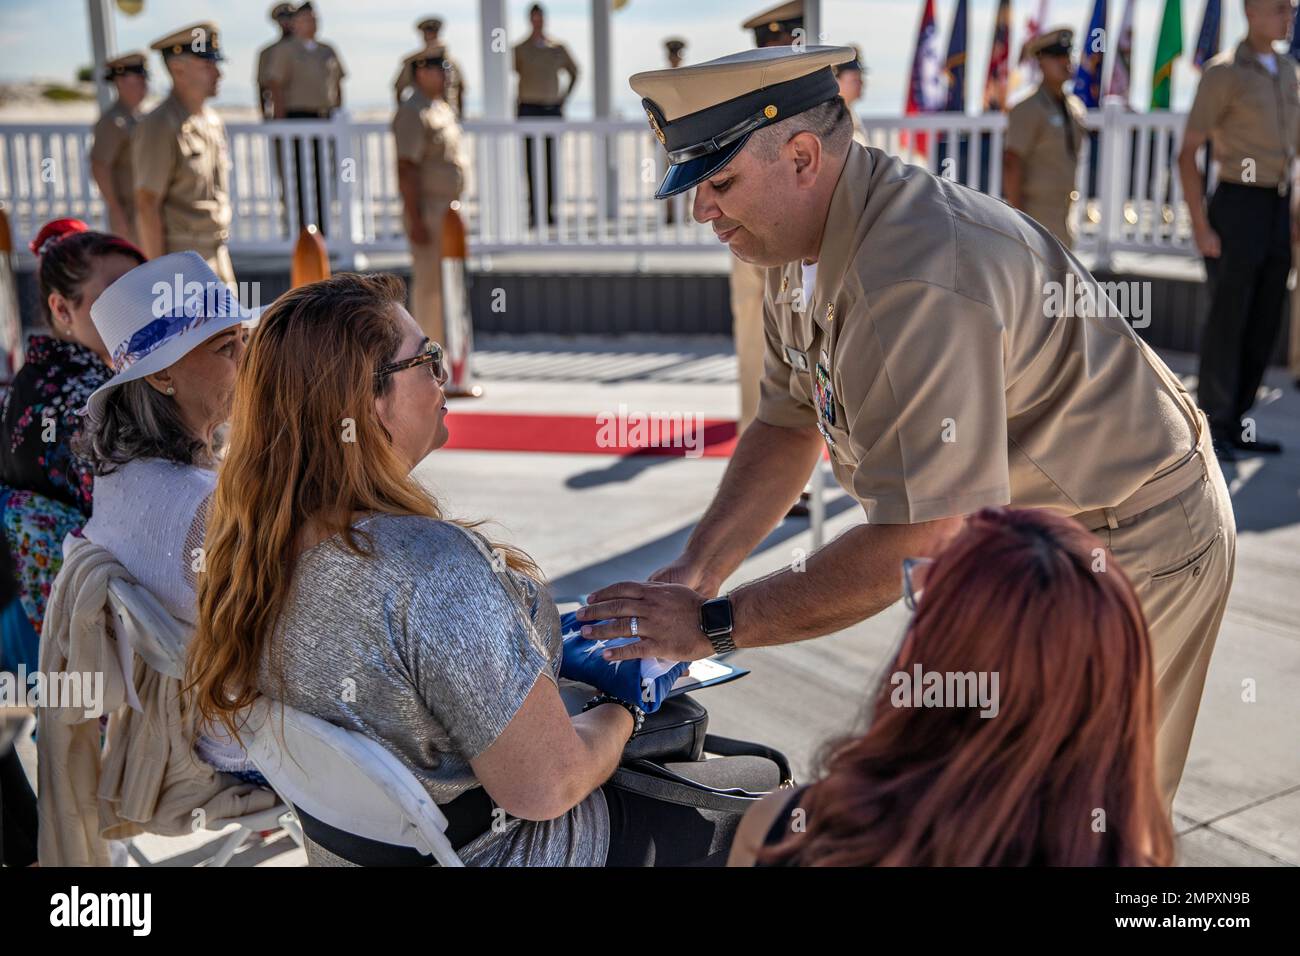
[375, 341, 447, 384]
[902, 556, 934, 612]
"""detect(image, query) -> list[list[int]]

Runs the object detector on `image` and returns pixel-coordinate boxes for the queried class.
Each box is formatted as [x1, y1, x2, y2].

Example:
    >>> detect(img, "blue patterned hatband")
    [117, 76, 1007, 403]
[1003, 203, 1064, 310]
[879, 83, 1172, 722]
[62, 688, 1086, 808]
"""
[110, 280, 243, 372]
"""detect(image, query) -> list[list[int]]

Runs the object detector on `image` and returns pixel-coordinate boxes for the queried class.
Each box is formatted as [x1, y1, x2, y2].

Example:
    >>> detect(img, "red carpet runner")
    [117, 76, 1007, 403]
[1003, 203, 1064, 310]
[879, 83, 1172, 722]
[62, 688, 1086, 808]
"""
[443, 411, 739, 457]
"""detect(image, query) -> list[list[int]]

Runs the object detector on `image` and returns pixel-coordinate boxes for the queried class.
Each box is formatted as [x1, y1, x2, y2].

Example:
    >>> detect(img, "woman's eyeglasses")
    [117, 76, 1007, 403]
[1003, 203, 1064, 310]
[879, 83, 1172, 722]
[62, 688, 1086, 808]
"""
[375, 341, 447, 384]
[902, 556, 934, 612]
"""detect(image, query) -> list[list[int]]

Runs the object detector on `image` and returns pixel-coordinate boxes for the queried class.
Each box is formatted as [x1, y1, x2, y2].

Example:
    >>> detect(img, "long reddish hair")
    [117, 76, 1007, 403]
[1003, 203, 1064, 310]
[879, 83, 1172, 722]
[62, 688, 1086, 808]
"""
[761, 507, 1173, 866]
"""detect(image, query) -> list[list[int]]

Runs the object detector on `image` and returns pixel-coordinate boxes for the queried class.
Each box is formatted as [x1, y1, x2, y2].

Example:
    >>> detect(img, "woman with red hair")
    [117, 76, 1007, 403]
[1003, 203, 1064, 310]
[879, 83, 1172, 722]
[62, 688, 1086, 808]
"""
[730, 506, 1174, 867]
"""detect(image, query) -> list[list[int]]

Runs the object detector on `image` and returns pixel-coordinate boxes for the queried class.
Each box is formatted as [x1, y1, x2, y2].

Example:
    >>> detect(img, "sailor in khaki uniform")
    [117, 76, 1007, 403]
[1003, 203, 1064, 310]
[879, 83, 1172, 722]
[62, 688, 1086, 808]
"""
[134, 23, 235, 286]
[394, 17, 466, 117]
[90, 52, 148, 244]
[265, 1, 346, 236]
[394, 51, 466, 349]
[1177, 1, 1297, 461]
[514, 3, 579, 227]
[1003, 27, 1087, 249]
[256, 2, 295, 118]
[580, 46, 1236, 811]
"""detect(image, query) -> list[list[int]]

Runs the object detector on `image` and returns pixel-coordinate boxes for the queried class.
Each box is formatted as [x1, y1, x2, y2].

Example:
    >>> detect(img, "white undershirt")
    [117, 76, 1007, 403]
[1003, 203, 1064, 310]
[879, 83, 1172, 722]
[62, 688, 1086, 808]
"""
[1260, 52, 1278, 75]
[801, 259, 818, 304]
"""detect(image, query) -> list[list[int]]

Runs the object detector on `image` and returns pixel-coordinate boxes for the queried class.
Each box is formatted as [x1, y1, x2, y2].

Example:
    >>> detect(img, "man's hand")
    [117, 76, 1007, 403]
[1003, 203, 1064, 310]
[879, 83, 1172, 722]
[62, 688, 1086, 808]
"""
[577, 581, 714, 663]
[646, 555, 720, 597]
[1194, 221, 1221, 259]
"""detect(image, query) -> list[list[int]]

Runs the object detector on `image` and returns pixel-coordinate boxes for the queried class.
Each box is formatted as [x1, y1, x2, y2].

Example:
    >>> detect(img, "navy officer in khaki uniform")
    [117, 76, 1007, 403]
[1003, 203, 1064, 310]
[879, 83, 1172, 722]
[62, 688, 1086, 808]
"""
[578, 46, 1236, 810]
[1003, 27, 1088, 249]
[134, 22, 235, 285]
[90, 52, 149, 244]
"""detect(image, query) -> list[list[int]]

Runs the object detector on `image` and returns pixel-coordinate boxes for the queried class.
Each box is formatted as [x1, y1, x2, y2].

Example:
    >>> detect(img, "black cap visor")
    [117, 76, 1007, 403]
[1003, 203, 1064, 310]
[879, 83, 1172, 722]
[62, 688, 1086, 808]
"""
[655, 133, 749, 199]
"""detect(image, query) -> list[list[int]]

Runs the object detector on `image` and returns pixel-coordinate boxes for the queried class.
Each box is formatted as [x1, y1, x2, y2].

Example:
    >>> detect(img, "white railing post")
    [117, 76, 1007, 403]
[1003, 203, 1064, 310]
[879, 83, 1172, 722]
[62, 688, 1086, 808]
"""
[1093, 99, 1125, 271]
[333, 113, 356, 269]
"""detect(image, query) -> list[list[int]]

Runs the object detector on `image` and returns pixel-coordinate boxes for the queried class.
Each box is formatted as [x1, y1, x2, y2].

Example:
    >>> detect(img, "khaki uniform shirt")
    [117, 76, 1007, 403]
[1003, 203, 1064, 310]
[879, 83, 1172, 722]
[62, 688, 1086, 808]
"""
[394, 47, 466, 116]
[1185, 40, 1300, 188]
[513, 37, 578, 106]
[90, 101, 139, 219]
[132, 91, 231, 247]
[256, 35, 293, 116]
[1005, 85, 1087, 246]
[265, 37, 346, 115]
[393, 92, 466, 203]
[757, 144, 1198, 525]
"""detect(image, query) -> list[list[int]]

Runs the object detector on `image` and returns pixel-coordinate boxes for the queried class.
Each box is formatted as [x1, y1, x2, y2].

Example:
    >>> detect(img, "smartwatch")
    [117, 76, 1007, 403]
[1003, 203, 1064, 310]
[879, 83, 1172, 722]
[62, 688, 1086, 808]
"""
[698, 596, 737, 654]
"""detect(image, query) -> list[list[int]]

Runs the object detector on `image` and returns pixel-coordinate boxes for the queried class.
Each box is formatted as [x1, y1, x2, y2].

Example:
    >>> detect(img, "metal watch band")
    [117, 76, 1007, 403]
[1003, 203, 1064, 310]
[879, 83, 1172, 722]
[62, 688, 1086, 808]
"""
[707, 630, 737, 654]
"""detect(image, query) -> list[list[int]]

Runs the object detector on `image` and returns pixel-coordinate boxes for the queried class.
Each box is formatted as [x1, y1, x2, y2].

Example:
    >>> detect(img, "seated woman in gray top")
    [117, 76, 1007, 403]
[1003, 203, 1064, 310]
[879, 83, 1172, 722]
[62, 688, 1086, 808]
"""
[187, 273, 756, 866]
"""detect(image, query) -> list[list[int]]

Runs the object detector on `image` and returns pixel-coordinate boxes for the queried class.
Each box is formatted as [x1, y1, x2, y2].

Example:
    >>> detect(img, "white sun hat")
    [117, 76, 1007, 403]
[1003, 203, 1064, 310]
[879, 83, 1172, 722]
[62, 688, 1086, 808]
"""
[80, 251, 259, 421]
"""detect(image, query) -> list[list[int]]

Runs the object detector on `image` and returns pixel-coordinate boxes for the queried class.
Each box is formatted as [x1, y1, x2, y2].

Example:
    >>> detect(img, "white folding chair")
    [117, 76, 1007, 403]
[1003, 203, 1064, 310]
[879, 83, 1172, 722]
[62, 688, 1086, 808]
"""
[104, 577, 301, 867]
[242, 698, 465, 867]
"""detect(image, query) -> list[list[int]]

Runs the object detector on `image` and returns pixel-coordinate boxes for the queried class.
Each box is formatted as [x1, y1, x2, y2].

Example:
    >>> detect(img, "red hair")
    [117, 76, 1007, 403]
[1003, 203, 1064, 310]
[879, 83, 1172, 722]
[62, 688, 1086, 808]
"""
[761, 507, 1173, 866]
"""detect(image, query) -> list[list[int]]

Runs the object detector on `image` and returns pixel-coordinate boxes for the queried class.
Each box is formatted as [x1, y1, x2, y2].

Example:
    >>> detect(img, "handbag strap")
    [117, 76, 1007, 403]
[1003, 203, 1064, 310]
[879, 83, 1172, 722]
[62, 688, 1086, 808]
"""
[703, 733, 795, 787]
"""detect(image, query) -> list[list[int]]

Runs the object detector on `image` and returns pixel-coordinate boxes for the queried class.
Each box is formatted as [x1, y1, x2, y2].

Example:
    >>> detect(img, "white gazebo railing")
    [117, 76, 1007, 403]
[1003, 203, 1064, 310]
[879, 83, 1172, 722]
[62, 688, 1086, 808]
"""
[0, 100, 1197, 267]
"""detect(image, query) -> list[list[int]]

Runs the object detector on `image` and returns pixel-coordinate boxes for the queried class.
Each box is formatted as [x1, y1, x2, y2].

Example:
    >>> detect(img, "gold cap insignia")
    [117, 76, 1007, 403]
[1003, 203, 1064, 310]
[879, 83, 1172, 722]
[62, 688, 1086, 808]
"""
[645, 107, 666, 145]
[764, 104, 778, 120]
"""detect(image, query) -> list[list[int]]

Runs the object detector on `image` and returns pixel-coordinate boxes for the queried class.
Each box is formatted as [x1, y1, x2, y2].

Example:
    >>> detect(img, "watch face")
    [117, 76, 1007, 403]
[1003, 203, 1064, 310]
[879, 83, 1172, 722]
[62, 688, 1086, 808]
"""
[700, 598, 733, 634]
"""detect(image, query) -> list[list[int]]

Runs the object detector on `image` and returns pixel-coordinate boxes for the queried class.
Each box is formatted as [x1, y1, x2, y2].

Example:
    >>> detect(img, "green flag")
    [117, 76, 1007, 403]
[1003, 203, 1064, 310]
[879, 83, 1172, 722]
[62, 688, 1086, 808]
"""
[1151, 0, 1183, 109]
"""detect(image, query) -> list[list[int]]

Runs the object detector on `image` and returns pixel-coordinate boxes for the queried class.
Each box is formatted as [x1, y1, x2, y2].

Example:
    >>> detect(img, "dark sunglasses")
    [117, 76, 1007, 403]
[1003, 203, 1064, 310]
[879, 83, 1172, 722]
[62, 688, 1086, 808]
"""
[375, 341, 447, 384]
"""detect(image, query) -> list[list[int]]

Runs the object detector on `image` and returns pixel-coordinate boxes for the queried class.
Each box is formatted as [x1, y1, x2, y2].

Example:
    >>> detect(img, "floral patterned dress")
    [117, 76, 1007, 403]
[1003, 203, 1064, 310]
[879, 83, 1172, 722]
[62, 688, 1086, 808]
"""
[0, 335, 109, 661]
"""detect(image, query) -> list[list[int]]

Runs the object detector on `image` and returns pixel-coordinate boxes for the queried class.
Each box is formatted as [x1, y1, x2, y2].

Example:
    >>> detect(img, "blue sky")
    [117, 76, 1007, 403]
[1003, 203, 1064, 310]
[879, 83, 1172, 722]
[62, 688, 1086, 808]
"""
[0, 0, 1254, 114]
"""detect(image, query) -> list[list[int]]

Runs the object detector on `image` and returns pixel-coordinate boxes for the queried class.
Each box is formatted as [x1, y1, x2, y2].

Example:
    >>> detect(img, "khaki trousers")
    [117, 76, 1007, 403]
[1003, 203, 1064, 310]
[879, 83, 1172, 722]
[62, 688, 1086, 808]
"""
[406, 200, 450, 347]
[730, 255, 767, 434]
[1094, 414, 1237, 810]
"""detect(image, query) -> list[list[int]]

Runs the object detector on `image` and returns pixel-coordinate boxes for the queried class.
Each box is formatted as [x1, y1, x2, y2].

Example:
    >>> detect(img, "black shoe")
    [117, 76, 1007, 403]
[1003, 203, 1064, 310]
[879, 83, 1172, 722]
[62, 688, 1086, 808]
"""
[1211, 436, 1239, 462]
[1232, 434, 1283, 454]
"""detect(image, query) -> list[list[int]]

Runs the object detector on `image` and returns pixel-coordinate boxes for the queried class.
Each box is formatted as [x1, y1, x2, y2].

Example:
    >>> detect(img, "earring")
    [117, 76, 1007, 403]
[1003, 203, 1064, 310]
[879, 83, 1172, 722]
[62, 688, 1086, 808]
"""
[166, 386, 175, 395]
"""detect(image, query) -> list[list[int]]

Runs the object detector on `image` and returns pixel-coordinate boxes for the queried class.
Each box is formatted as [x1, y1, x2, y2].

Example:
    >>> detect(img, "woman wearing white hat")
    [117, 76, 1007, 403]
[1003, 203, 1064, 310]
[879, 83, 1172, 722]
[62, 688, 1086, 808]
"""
[65, 251, 259, 780]
[72, 252, 253, 628]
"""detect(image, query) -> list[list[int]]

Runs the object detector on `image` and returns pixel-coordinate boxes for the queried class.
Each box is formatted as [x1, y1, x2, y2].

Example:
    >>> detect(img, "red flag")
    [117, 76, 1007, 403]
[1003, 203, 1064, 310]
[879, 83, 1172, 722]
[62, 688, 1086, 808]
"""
[903, 0, 944, 154]
[984, 0, 1013, 112]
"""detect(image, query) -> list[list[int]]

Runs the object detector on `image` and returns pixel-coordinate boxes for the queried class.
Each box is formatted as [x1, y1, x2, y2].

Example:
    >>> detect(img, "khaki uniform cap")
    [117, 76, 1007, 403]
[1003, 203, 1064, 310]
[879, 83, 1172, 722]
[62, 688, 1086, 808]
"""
[150, 22, 224, 60]
[1185, 40, 1300, 188]
[270, 2, 294, 20]
[741, 1, 803, 33]
[631, 45, 851, 123]
[1025, 25, 1074, 58]
[105, 52, 147, 75]
[1006, 84, 1087, 247]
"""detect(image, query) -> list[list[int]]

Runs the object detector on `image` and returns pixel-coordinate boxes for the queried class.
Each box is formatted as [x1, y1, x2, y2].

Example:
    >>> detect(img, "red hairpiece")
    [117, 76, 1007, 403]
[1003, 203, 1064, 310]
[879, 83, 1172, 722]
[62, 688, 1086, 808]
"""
[30, 218, 90, 257]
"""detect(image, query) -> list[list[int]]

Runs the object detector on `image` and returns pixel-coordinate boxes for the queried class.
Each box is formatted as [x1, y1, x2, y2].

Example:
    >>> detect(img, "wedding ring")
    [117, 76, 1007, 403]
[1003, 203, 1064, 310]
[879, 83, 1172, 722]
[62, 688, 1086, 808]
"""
[630, 616, 639, 637]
